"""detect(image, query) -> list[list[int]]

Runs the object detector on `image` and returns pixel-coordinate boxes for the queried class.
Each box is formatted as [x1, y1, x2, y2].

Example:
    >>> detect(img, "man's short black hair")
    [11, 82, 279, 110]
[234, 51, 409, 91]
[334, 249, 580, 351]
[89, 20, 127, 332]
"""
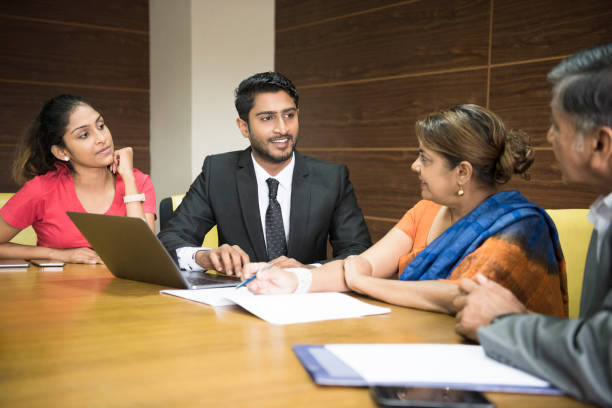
[234, 72, 299, 123]
[549, 43, 612, 131]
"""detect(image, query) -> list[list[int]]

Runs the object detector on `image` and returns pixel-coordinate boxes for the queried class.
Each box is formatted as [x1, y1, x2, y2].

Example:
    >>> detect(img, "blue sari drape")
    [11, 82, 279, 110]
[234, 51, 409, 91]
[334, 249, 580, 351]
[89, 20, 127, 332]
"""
[399, 190, 561, 281]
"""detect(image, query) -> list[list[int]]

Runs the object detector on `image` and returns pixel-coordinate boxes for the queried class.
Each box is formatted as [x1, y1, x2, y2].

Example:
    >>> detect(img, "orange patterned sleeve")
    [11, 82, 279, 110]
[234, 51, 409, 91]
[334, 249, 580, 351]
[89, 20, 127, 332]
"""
[446, 236, 568, 317]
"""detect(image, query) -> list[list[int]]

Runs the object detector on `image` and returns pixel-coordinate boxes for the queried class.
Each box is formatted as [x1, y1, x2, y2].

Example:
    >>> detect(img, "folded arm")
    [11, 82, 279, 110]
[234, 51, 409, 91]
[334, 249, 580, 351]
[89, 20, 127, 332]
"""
[346, 269, 460, 314]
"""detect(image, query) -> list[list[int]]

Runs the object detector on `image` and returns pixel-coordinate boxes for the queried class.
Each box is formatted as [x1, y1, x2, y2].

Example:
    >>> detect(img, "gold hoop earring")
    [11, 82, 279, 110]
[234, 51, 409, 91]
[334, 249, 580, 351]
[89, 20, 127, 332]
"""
[457, 187, 464, 197]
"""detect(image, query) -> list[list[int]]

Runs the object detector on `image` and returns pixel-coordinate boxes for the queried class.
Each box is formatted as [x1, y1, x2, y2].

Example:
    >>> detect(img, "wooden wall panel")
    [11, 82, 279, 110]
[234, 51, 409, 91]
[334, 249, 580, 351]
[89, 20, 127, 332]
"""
[503, 150, 599, 209]
[492, 0, 612, 64]
[304, 150, 420, 220]
[0, 16, 148, 89]
[276, 0, 398, 31]
[299, 69, 487, 148]
[365, 218, 396, 244]
[277, 0, 489, 86]
[0, 147, 20, 192]
[277, 0, 607, 219]
[132, 147, 150, 179]
[489, 60, 557, 146]
[1, 0, 149, 32]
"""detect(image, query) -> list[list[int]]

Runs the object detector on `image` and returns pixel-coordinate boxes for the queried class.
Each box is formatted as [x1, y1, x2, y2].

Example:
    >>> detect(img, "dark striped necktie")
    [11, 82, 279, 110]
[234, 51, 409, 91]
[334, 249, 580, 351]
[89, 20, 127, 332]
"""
[265, 178, 287, 261]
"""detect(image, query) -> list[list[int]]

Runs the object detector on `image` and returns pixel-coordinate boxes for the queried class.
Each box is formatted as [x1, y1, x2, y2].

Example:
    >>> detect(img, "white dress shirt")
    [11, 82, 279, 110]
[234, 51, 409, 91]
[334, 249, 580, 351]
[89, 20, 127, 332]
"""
[176, 153, 295, 271]
[587, 192, 612, 260]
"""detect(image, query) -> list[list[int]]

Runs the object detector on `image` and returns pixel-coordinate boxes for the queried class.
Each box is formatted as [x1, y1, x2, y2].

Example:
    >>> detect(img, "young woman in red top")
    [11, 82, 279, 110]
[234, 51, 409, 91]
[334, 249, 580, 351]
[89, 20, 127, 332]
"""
[0, 94, 156, 263]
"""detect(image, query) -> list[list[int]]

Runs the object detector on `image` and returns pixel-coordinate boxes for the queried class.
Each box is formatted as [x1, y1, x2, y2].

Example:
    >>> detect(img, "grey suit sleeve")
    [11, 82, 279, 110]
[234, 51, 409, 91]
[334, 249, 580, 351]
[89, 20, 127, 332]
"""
[326, 165, 372, 262]
[477, 296, 612, 406]
[158, 157, 216, 261]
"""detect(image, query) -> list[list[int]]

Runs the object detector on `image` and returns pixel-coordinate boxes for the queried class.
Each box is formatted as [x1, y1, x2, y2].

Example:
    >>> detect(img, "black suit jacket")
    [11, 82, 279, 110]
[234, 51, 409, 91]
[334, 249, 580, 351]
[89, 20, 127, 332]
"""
[158, 148, 372, 264]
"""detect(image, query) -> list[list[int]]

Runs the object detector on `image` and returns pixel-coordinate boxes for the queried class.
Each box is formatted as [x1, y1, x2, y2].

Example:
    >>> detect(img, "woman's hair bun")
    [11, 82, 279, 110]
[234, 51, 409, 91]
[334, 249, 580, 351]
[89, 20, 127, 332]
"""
[494, 128, 534, 184]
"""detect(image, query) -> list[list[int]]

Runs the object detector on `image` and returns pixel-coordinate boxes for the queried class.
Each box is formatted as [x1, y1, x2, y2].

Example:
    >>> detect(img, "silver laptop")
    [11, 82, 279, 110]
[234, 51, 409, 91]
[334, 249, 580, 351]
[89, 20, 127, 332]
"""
[67, 212, 239, 289]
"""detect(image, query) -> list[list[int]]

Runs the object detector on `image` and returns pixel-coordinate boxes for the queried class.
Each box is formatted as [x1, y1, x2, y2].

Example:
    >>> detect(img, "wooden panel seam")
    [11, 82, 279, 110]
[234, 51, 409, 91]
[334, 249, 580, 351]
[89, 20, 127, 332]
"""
[486, 0, 493, 109]
[301, 148, 419, 152]
[491, 55, 571, 69]
[300, 147, 554, 151]
[276, 0, 425, 33]
[299, 66, 489, 89]
[0, 13, 148, 35]
[364, 215, 399, 222]
[0, 78, 149, 93]
[297, 55, 568, 90]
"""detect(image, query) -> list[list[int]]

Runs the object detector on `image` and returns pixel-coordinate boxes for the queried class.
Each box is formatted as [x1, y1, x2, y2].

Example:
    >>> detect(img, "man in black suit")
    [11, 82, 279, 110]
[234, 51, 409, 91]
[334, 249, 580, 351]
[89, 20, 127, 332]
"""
[453, 44, 612, 406]
[158, 72, 371, 276]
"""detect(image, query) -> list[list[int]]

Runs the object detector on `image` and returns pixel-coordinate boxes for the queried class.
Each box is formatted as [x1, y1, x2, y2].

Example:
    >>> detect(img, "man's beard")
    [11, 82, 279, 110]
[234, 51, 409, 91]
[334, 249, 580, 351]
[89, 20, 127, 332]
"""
[250, 134, 299, 164]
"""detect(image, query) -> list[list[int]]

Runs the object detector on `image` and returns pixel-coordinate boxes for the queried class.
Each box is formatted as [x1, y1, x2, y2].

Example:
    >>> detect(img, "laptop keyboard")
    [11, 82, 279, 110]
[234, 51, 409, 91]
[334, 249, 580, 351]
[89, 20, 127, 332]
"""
[184, 272, 240, 286]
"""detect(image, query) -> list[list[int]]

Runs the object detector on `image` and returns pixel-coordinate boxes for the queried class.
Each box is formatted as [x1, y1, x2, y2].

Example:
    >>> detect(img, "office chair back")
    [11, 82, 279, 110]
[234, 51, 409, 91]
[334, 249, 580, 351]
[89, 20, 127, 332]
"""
[546, 209, 592, 318]
[159, 194, 218, 249]
[0, 193, 37, 246]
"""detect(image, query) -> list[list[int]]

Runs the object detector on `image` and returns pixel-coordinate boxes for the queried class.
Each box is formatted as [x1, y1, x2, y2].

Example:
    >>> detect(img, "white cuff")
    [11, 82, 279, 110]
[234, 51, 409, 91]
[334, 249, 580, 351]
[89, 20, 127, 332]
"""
[176, 247, 210, 271]
[286, 267, 312, 294]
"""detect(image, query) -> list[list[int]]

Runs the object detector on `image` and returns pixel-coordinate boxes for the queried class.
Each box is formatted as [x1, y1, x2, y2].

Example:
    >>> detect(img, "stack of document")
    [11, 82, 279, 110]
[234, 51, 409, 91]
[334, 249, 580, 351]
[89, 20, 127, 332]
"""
[160, 288, 390, 324]
[293, 344, 561, 394]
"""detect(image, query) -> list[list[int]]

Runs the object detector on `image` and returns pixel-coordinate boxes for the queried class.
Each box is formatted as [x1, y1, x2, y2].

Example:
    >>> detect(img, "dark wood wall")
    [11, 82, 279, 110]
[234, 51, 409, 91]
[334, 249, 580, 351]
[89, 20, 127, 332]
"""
[276, 0, 612, 242]
[0, 0, 149, 192]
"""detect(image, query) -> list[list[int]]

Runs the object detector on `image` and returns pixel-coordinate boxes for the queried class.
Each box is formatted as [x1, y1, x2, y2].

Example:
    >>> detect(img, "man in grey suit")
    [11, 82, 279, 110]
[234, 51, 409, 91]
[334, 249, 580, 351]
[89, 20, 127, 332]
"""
[453, 43, 612, 406]
[158, 72, 371, 276]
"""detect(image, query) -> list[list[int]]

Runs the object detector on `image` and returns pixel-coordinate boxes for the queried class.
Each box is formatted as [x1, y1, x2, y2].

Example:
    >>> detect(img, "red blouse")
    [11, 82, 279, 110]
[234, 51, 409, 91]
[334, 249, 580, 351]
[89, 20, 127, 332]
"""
[1, 164, 156, 249]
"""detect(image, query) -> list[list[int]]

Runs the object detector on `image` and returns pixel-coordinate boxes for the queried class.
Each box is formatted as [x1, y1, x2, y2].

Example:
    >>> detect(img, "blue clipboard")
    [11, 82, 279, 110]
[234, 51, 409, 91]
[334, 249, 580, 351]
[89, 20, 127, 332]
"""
[293, 345, 367, 386]
[292, 345, 562, 395]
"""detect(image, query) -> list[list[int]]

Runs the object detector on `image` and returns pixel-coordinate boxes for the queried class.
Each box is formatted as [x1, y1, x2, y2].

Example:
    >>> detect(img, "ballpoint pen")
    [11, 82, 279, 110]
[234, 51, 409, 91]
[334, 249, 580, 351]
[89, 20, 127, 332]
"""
[235, 263, 274, 289]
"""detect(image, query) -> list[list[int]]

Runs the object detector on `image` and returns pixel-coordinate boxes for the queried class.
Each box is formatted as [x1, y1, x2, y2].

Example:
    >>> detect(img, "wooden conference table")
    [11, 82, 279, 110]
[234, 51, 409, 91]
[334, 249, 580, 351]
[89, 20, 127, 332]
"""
[0, 264, 592, 407]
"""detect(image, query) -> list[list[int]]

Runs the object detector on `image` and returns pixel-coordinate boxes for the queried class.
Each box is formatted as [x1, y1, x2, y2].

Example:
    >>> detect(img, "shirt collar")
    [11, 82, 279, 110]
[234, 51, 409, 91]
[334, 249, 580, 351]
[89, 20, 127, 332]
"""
[251, 152, 295, 190]
[587, 192, 612, 230]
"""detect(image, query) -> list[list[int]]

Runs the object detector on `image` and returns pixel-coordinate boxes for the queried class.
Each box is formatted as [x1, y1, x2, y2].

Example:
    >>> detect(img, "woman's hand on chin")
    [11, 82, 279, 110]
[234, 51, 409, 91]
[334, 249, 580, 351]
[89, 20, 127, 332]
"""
[243, 262, 298, 294]
[343, 255, 372, 293]
[110, 147, 134, 179]
[51, 247, 103, 264]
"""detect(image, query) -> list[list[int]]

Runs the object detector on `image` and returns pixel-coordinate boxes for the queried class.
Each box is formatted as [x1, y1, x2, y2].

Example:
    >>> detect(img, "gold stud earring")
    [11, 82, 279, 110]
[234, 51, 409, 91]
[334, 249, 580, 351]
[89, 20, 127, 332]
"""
[457, 187, 464, 197]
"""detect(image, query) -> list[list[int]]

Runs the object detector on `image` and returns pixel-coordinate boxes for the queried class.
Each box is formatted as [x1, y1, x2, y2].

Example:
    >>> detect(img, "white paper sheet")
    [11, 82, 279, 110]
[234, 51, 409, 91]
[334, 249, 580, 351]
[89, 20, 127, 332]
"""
[160, 289, 390, 324]
[160, 287, 241, 306]
[226, 292, 391, 324]
[325, 344, 551, 388]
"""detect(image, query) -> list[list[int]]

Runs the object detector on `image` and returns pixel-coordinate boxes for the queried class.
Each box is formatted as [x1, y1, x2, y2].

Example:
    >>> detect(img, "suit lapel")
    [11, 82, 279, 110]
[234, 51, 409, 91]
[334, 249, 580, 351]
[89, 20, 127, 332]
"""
[288, 151, 311, 257]
[236, 148, 267, 260]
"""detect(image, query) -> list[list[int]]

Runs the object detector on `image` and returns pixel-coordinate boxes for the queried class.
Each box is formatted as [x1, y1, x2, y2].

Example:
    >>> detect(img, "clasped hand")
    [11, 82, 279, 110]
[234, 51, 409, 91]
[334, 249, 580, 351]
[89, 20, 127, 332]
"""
[453, 273, 528, 341]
